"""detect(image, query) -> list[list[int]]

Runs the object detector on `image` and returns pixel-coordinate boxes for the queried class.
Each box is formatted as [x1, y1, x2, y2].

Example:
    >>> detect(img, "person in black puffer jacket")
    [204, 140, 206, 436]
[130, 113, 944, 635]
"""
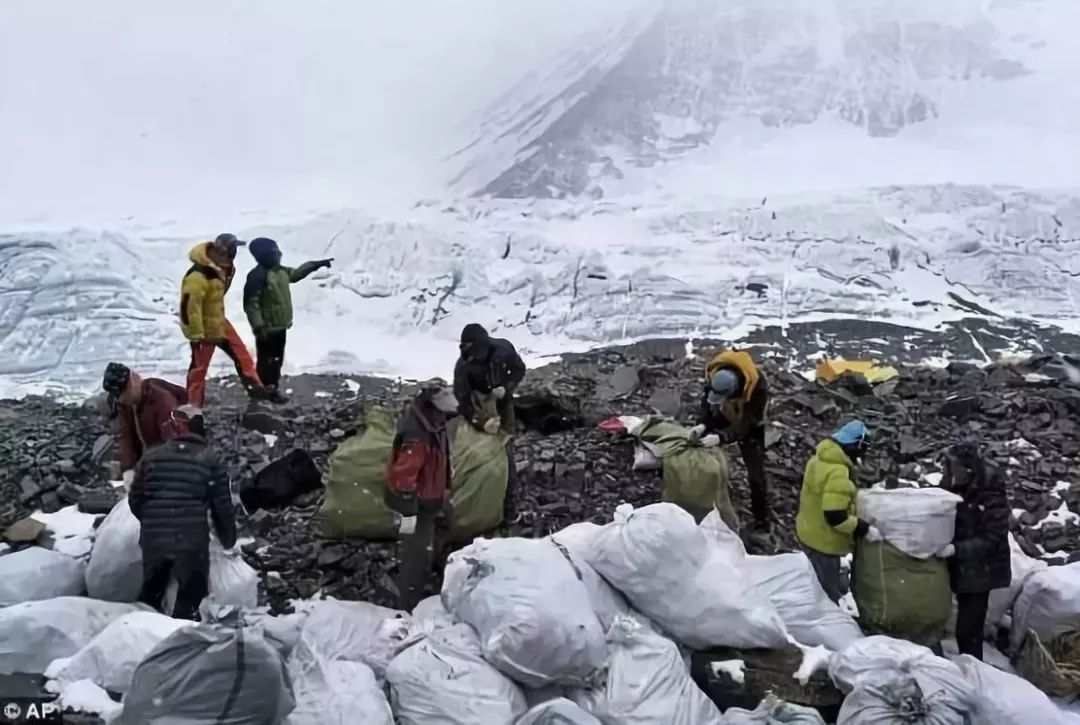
[129, 405, 237, 619]
[941, 438, 1012, 660]
[453, 323, 526, 433]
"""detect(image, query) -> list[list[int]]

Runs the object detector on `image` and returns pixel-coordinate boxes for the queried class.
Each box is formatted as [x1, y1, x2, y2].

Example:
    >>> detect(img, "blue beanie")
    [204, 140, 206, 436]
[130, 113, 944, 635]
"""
[832, 420, 870, 446]
[249, 237, 280, 265]
[706, 369, 739, 405]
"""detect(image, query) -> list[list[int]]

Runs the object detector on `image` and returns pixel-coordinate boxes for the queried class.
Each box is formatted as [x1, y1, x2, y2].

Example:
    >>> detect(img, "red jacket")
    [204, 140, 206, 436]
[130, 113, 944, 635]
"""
[386, 400, 451, 507]
[116, 378, 189, 471]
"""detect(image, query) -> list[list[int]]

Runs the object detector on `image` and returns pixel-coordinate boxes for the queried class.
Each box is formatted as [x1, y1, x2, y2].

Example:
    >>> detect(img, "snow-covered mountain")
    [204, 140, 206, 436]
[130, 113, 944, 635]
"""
[1, 0, 1079, 398]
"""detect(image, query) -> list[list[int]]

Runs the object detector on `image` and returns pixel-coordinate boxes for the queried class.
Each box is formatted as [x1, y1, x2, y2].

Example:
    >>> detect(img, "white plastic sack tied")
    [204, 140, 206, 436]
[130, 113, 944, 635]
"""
[206, 532, 259, 609]
[1011, 562, 1080, 649]
[586, 503, 788, 649]
[722, 694, 827, 724]
[573, 616, 724, 725]
[412, 596, 456, 633]
[290, 599, 417, 681]
[829, 636, 976, 725]
[0, 597, 144, 675]
[441, 537, 608, 687]
[387, 622, 528, 725]
[0, 547, 86, 607]
[45, 611, 188, 694]
[85, 497, 142, 601]
[288, 655, 393, 725]
[550, 526, 632, 631]
[955, 654, 1073, 725]
[986, 533, 1046, 634]
[699, 511, 862, 651]
[516, 698, 602, 725]
[856, 488, 962, 560]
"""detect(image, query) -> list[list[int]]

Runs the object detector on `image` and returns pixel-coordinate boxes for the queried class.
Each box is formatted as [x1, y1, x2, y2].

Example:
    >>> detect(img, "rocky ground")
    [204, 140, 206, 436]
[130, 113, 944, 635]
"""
[2, 316, 1079, 615]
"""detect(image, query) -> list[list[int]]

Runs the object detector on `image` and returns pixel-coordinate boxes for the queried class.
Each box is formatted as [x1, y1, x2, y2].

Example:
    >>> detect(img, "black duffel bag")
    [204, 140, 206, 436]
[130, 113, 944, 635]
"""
[240, 449, 322, 513]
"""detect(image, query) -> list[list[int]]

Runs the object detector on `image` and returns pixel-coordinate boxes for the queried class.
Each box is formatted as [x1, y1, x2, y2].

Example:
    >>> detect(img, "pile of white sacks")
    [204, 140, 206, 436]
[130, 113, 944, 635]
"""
[1, 500, 1078, 724]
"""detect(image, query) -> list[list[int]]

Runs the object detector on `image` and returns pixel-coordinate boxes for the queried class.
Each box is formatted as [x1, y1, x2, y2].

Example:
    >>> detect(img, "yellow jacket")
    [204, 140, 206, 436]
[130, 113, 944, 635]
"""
[795, 439, 861, 555]
[179, 243, 235, 342]
[703, 350, 766, 428]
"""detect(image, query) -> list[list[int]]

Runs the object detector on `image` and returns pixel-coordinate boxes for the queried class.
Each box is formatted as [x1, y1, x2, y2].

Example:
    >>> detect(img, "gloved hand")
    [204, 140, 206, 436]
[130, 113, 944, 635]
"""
[491, 386, 506, 400]
[935, 543, 955, 558]
[316, 258, 334, 269]
[122, 470, 135, 491]
[700, 434, 721, 448]
[222, 546, 240, 558]
[688, 424, 707, 442]
[864, 525, 884, 543]
[398, 515, 418, 536]
[483, 418, 501, 435]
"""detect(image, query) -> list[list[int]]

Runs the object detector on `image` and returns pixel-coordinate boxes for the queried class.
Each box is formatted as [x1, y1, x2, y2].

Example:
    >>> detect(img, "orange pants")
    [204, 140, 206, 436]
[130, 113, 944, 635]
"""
[186, 320, 262, 407]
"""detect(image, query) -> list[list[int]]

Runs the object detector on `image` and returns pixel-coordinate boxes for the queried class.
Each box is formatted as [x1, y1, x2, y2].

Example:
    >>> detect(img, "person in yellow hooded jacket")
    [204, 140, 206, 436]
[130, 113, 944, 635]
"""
[179, 234, 266, 407]
[692, 349, 771, 532]
[795, 420, 882, 603]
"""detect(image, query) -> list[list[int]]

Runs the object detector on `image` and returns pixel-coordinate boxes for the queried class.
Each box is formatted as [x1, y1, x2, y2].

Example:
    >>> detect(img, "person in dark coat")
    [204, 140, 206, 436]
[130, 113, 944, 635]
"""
[129, 405, 237, 620]
[692, 349, 771, 532]
[384, 383, 457, 611]
[102, 362, 188, 489]
[242, 237, 333, 403]
[941, 438, 1012, 660]
[453, 323, 526, 521]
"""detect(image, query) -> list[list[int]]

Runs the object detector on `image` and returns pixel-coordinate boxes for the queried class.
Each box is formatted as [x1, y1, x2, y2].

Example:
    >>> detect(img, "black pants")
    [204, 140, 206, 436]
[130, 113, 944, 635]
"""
[139, 549, 210, 621]
[255, 330, 288, 388]
[956, 590, 991, 660]
[738, 425, 770, 527]
[503, 438, 517, 521]
[803, 545, 844, 604]
[397, 510, 438, 612]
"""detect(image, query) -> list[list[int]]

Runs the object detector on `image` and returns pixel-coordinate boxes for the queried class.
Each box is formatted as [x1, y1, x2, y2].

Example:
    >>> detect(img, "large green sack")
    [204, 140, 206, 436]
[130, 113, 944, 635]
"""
[852, 540, 951, 647]
[449, 421, 510, 543]
[635, 417, 738, 529]
[315, 406, 399, 539]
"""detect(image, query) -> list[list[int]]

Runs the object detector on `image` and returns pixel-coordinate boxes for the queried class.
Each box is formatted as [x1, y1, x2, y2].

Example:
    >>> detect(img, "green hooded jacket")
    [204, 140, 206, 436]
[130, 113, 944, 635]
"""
[795, 438, 861, 555]
[243, 261, 320, 334]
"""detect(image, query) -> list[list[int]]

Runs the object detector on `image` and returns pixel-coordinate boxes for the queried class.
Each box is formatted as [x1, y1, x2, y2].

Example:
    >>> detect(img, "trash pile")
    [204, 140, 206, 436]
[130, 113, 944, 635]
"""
[1, 501, 1077, 723]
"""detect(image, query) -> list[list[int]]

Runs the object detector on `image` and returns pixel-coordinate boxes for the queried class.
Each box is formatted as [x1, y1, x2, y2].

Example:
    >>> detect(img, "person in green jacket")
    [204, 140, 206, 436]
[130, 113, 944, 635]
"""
[795, 420, 882, 603]
[243, 237, 333, 403]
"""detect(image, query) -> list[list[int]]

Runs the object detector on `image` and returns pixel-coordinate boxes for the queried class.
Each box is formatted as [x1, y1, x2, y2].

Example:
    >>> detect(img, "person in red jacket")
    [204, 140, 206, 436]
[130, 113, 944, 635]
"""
[384, 382, 458, 610]
[102, 362, 188, 489]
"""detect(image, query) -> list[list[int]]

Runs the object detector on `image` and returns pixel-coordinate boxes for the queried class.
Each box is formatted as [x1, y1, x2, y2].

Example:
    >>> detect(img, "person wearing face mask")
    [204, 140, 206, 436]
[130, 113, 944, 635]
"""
[941, 438, 1011, 660]
[795, 420, 881, 603]
[384, 382, 458, 610]
[102, 362, 188, 491]
[453, 323, 526, 434]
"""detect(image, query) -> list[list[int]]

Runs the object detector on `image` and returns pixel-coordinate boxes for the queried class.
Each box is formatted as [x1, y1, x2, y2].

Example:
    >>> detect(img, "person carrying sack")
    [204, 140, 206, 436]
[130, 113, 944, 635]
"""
[384, 383, 458, 611]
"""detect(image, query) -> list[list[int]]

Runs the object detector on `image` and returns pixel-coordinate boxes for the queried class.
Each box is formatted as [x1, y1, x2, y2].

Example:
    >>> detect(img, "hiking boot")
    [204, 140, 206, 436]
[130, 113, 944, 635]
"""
[266, 386, 289, 405]
[245, 384, 271, 402]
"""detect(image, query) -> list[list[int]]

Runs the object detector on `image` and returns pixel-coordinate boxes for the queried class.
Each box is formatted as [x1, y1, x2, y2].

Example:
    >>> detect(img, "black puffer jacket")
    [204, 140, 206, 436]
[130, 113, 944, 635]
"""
[129, 433, 237, 556]
[946, 443, 1012, 594]
[454, 326, 526, 424]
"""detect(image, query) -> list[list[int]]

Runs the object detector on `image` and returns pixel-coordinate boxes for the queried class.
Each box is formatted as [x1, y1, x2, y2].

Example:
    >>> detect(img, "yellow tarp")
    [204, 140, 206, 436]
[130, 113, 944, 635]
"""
[815, 359, 898, 384]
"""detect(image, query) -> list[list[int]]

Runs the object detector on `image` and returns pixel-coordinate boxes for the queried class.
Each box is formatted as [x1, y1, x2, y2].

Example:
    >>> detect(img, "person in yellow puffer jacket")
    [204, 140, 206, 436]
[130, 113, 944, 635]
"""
[179, 234, 266, 407]
[692, 349, 771, 532]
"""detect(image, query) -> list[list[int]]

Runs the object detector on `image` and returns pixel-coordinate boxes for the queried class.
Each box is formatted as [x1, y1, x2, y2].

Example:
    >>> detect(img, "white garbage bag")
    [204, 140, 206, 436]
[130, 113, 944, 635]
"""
[986, 533, 1047, 633]
[573, 616, 724, 725]
[745, 553, 863, 651]
[1011, 562, 1080, 649]
[830, 636, 976, 724]
[290, 599, 417, 681]
[699, 508, 747, 557]
[955, 654, 1072, 725]
[632, 445, 660, 471]
[242, 610, 311, 658]
[856, 488, 962, 560]
[119, 624, 294, 725]
[413, 596, 455, 633]
[0, 546, 86, 606]
[550, 522, 602, 560]
[0, 597, 145, 675]
[387, 622, 529, 725]
[441, 537, 608, 687]
[205, 532, 259, 609]
[288, 654, 393, 725]
[85, 498, 142, 602]
[722, 694, 827, 724]
[45, 611, 188, 693]
[516, 698, 601, 725]
[586, 503, 788, 649]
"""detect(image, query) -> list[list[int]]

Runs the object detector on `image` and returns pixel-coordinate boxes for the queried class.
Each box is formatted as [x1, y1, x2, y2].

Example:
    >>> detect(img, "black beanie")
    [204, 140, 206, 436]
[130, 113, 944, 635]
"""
[102, 362, 131, 395]
[460, 323, 490, 345]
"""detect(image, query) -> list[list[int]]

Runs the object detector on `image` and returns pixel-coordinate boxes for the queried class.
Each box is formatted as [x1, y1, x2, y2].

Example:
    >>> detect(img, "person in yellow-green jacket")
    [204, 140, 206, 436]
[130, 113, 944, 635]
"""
[795, 420, 882, 603]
